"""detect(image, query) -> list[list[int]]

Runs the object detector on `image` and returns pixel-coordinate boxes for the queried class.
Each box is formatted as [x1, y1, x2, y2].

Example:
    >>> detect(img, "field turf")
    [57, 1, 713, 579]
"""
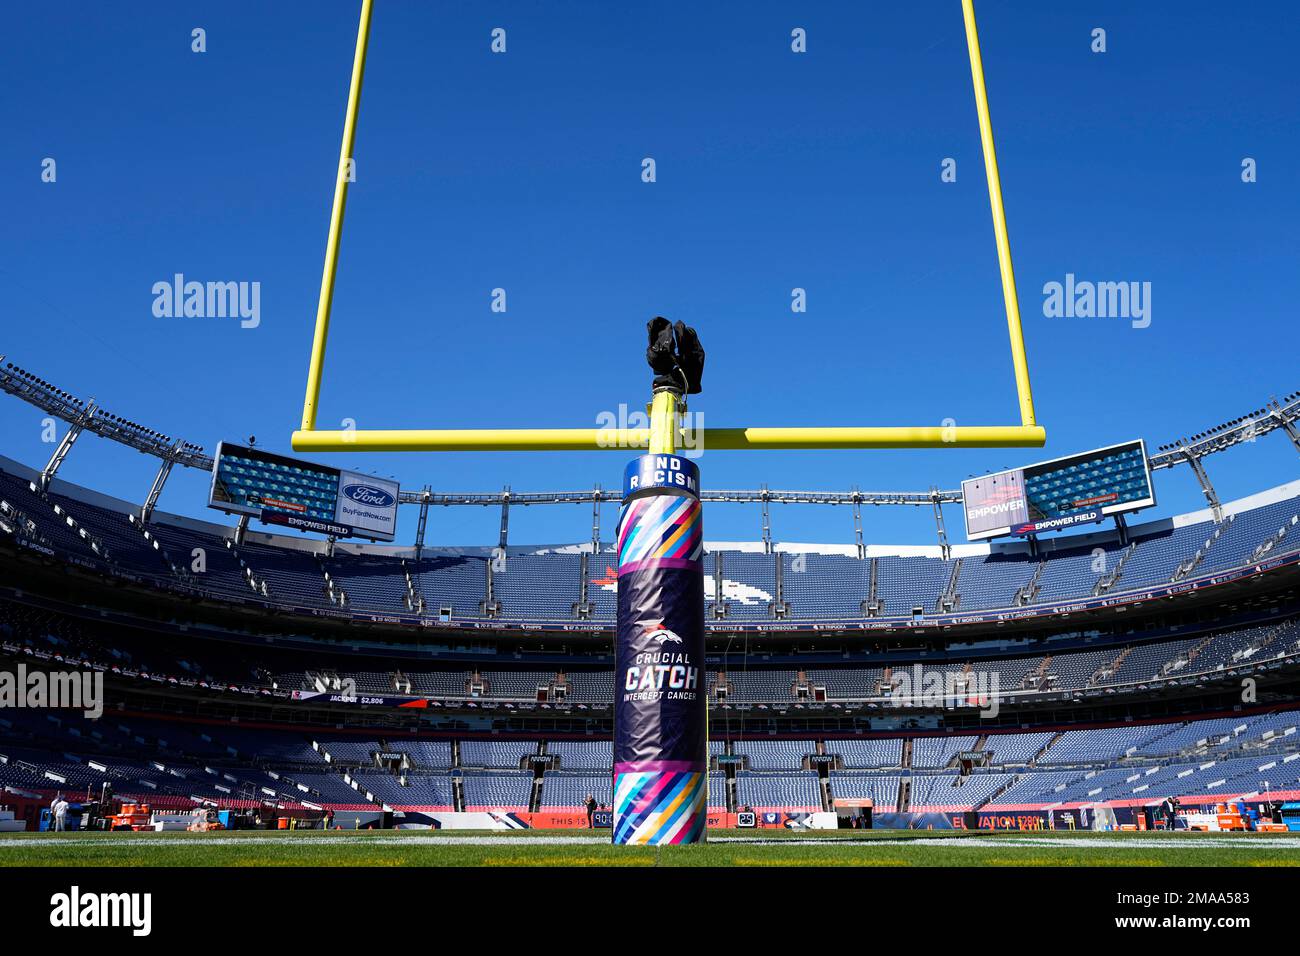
[2, 828, 1298, 867]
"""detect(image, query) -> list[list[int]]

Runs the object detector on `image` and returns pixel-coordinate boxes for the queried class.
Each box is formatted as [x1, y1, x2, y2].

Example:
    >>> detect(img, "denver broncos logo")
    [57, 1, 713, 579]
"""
[646, 623, 683, 645]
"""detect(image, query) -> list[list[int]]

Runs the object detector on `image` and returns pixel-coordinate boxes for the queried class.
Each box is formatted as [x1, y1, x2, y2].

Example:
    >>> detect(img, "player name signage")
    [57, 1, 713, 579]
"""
[290, 690, 428, 708]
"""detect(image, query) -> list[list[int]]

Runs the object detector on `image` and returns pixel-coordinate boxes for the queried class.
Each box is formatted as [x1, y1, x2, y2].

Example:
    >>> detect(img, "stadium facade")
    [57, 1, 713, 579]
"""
[2, 365, 1300, 830]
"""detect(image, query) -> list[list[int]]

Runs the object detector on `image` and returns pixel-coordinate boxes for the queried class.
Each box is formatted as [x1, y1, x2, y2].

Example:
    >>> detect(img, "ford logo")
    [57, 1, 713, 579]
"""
[342, 483, 394, 508]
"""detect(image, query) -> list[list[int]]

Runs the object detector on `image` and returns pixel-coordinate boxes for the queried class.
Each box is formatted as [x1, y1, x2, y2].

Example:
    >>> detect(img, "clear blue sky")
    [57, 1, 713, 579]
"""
[2, 1, 1297, 548]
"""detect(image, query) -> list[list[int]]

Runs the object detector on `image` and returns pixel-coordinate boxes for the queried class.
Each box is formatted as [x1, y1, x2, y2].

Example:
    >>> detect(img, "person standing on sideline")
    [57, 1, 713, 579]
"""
[585, 794, 597, 828]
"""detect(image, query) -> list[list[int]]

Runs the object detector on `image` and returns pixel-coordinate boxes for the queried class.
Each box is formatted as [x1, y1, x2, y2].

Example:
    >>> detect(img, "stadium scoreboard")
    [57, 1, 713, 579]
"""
[207, 442, 399, 541]
[961, 439, 1155, 541]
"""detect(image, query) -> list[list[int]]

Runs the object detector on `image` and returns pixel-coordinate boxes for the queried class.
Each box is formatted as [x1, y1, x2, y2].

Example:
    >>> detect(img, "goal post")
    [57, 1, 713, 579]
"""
[290, 0, 1045, 456]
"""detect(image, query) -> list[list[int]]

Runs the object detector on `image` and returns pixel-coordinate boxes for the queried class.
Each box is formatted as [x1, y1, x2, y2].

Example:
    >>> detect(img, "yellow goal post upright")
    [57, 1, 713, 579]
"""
[291, 0, 1044, 456]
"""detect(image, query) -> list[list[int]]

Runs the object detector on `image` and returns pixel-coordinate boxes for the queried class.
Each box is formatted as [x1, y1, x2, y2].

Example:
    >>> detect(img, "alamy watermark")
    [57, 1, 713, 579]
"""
[0, 665, 103, 719]
[596, 403, 706, 456]
[1042, 273, 1151, 329]
[887, 664, 1000, 719]
[50, 886, 151, 936]
[152, 273, 260, 329]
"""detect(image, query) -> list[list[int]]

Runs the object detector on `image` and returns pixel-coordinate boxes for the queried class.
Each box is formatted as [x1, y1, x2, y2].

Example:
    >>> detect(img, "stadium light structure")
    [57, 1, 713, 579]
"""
[3, 357, 1295, 515]
[289, 0, 1047, 455]
[1149, 394, 1300, 467]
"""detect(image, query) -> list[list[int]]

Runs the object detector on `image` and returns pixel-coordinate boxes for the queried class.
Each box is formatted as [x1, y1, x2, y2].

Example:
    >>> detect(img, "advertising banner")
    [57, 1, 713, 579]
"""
[336, 469, 400, 540]
[613, 454, 707, 845]
[962, 469, 1029, 538]
[961, 439, 1155, 541]
[208, 442, 399, 541]
[973, 808, 1095, 830]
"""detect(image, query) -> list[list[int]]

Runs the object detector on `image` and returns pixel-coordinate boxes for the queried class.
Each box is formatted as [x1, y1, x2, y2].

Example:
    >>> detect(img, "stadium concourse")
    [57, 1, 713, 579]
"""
[2, 383, 1300, 831]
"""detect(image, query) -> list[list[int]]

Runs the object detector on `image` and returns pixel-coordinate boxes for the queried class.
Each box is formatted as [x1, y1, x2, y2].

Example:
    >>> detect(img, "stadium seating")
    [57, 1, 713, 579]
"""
[4, 706, 1300, 814]
[735, 770, 821, 811]
[351, 771, 453, 809]
[460, 740, 538, 769]
[1037, 726, 1175, 765]
[826, 738, 902, 769]
[829, 772, 902, 811]
[983, 731, 1054, 765]
[910, 735, 978, 769]
[460, 771, 532, 811]
[547, 740, 611, 771]
[540, 772, 611, 809]
[909, 772, 1014, 809]
[4, 455, 1300, 823]
[4, 460, 1295, 629]
[708, 773, 729, 810]
[3, 584, 1297, 712]
[731, 739, 815, 770]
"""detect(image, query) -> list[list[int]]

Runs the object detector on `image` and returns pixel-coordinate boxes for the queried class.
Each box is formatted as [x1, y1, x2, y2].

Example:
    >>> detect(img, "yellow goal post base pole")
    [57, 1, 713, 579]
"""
[292, 0, 1042, 455]
[648, 389, 680, 456]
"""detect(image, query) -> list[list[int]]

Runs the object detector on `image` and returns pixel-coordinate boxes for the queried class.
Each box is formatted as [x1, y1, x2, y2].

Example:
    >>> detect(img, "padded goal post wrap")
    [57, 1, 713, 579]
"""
[613, 454, 707, 845]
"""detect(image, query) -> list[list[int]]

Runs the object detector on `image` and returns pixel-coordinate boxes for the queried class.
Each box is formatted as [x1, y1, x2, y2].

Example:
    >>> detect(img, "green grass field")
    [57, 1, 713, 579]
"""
[2, 828, 1298, 867]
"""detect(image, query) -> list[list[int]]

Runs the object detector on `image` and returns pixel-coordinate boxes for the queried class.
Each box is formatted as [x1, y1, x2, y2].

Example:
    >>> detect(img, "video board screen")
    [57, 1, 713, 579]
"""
[207, 441, 399, 541]
[961, 439, 1155, 541]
